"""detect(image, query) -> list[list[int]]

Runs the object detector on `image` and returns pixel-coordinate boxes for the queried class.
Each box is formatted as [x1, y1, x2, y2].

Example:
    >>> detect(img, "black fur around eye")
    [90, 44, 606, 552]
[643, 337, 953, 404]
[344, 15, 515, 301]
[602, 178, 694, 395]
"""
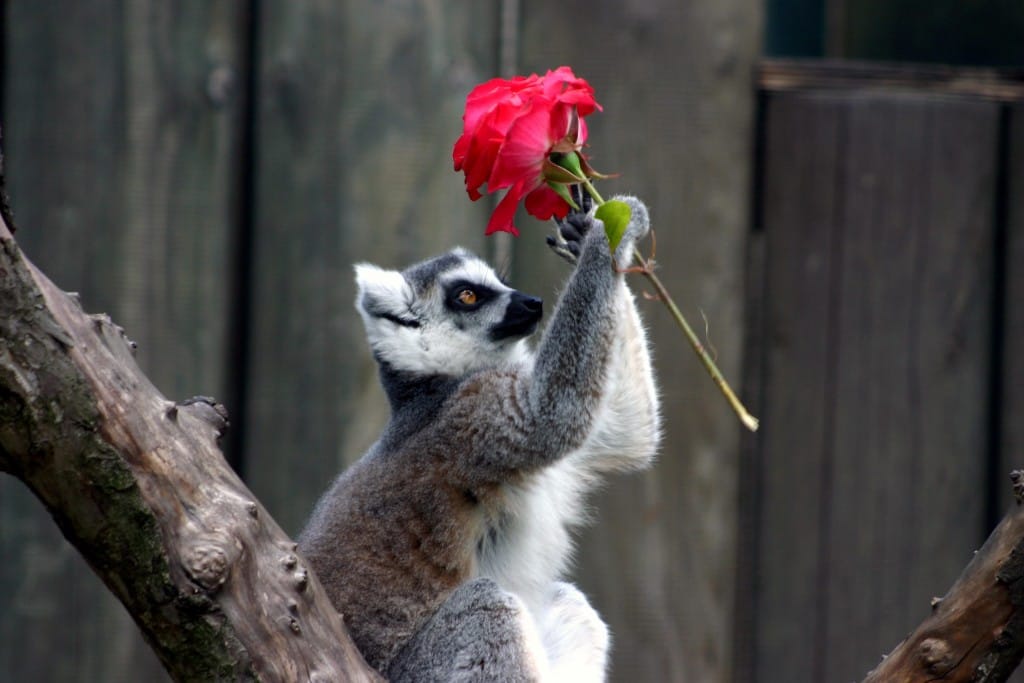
[446, 281, 494, 311]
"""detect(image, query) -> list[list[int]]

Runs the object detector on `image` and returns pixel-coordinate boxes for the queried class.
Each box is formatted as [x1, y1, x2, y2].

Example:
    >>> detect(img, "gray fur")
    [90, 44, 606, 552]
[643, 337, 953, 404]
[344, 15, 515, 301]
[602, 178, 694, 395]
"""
[299, 196, 660, 681]
[387, 578, 544, 682]
[402, 250, 469, 293]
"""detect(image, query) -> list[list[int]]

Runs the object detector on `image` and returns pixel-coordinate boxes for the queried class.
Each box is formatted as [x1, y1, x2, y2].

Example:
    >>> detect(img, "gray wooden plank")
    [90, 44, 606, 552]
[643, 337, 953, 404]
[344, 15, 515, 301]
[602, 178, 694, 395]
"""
[823, 94, 998, 680]
[733, 218, 767, 683]
[516, 2, 760, 681]
[749, 88, 1002, 682]
[1, 1, 246, 680]
[751, 91, 847, 683]
[246, 2, 499, 536]
[1004, 104, 1024, 683]
[760, 59, 1024, 101]
[1002, 103, 1024, 511]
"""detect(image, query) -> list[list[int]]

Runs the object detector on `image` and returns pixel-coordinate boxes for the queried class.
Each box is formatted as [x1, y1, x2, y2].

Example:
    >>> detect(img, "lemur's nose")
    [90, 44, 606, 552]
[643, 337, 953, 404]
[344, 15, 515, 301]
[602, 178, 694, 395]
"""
[521, 295, 543, 314]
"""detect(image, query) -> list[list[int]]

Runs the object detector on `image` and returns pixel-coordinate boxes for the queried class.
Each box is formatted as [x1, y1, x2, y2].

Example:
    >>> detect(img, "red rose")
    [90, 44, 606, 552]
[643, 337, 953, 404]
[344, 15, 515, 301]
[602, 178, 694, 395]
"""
[453, 66, 601, 235]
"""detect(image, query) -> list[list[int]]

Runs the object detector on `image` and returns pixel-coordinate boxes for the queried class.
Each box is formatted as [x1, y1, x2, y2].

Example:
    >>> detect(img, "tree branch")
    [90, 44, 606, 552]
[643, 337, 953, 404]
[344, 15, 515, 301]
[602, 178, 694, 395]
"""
[0, 214, 381, 681]
[863, 476, 1024, 682]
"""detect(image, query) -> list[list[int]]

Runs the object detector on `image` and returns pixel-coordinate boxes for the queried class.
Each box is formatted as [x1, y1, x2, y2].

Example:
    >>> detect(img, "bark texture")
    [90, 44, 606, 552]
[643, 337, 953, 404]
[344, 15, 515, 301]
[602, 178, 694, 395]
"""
[863, 477, 1024, 682]
[0, 214, 380, 681]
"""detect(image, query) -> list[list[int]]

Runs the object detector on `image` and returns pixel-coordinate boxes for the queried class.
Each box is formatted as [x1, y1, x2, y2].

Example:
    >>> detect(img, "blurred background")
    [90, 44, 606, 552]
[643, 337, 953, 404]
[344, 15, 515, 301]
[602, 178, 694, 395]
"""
[0, 1, 1022, 681]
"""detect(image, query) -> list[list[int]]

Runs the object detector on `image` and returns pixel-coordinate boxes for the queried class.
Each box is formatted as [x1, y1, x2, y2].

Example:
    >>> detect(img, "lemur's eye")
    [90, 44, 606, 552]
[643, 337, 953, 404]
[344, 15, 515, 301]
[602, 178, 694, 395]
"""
[445, 281, 492, 312]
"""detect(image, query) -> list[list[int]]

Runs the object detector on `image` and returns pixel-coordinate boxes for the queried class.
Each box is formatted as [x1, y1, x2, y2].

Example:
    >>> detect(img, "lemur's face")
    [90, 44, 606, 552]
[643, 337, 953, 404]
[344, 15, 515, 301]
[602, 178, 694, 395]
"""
[355, 249, 542, 376]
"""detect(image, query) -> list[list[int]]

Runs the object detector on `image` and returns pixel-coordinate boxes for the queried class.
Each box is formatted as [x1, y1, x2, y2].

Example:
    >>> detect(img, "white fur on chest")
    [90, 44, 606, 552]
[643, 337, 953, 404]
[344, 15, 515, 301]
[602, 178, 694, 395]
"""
[472, 334, 658, 619]
[474, 458, 589, 616]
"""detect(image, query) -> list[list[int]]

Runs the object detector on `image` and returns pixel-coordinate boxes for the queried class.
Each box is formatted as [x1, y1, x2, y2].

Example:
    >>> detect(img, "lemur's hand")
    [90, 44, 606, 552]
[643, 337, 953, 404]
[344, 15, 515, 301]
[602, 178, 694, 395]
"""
[548, 186, 598, 265]
[610, 195, 650, 270]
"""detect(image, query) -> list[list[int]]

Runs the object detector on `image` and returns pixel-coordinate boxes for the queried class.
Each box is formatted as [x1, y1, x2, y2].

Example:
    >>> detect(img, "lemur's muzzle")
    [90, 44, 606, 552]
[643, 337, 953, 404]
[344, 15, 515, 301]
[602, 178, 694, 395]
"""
[490, 292, 543, 340]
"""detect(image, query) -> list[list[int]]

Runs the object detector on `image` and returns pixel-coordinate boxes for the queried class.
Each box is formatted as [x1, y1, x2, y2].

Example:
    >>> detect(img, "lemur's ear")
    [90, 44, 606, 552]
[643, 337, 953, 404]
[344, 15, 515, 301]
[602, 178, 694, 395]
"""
[354, 264, 420, 329]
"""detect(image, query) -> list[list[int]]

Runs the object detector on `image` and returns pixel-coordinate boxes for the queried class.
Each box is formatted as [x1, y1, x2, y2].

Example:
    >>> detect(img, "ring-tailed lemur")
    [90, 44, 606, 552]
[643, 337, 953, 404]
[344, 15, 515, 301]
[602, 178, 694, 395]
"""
[299, 196, 660, 682]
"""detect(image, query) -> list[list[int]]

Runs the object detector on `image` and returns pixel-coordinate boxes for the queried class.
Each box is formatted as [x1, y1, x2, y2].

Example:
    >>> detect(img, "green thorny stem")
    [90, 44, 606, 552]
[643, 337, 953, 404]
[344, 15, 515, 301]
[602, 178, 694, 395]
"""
[581, 176, 760, 432]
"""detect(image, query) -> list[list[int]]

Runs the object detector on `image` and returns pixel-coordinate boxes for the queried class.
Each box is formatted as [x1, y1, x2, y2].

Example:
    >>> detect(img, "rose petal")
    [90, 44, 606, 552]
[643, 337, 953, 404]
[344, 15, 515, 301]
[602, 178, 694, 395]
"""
[461, 74, 542, 138]
[553, 84, 600, 116]
[453, 67, 603, 236]
[486, 179, 533, 236]
[540, 67, 600, 117]
[488, 96, 557, 191]
[524, 184, 571, 221]
[548, 103, 573, 143]
[453, 133, 470, 170]
[576, 116, 588, 146]
[461, 127, 503, 198]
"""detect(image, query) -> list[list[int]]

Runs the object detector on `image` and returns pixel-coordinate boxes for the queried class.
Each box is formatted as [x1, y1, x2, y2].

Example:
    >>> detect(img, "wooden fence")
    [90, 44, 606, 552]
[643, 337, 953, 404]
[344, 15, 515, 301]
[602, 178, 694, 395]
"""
[3, 2, 1022, 682]
[736, 61, 1024, 682]
[0, 1, 758, 681]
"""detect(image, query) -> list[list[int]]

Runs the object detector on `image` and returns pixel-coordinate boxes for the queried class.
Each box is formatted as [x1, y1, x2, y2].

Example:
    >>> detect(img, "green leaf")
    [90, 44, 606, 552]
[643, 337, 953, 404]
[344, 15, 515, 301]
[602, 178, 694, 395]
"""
[595, 200, 632, 253]
[547, 181, 580, 210]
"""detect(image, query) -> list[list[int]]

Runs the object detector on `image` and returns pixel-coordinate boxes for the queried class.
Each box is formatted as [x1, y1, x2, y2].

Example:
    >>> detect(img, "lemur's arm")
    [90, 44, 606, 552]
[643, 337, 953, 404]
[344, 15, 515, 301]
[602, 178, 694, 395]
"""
[579, 280, 660, 473]
[519, 216, 619, 453]
[451, 197, 650, 480]
[568, 197, 660, 474]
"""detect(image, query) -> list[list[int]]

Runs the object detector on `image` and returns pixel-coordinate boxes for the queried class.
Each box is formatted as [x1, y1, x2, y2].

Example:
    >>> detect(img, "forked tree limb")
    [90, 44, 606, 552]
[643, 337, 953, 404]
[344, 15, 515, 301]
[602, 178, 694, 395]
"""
[862, 477, 1024, 682]
[4, 191, 1024, 681]
[0, 215, 381, 680]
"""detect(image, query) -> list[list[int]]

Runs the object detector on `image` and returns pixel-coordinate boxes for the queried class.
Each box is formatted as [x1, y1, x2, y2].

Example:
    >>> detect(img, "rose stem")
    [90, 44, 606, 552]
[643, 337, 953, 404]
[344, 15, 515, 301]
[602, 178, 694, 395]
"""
[580, 178, 760, 433]
[632, 251, 760, 432]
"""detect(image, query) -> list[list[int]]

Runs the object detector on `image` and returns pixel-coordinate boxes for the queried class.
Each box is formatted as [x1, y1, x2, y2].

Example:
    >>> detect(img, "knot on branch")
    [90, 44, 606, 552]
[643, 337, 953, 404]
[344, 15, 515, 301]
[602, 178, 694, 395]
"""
[178, 396, 230, 442]
[279, 551, 310, 593]
[184, 533, 242, 592]
[918, 637, 954, 674]
[88, 312, 136, 356]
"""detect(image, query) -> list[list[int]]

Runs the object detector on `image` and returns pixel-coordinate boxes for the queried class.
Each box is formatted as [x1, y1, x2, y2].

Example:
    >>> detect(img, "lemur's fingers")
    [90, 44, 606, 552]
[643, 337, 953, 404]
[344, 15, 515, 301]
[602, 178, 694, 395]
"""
[546, 234, 578, 264]
[569, 184, 582, 208]
[558, 218, 584, 244]
[551, 185, 605, 265]
[564, 184, 594, 218]
[548, 215, 582, 264]
[575, 185, 594, 215]
[564, 211, 592, 238]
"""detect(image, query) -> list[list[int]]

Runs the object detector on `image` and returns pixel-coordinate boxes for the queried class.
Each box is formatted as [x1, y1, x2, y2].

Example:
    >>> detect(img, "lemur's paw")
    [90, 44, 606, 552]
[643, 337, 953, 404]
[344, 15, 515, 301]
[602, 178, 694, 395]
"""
[546, 216, 587, 264]
[549, 186, 598, 265]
